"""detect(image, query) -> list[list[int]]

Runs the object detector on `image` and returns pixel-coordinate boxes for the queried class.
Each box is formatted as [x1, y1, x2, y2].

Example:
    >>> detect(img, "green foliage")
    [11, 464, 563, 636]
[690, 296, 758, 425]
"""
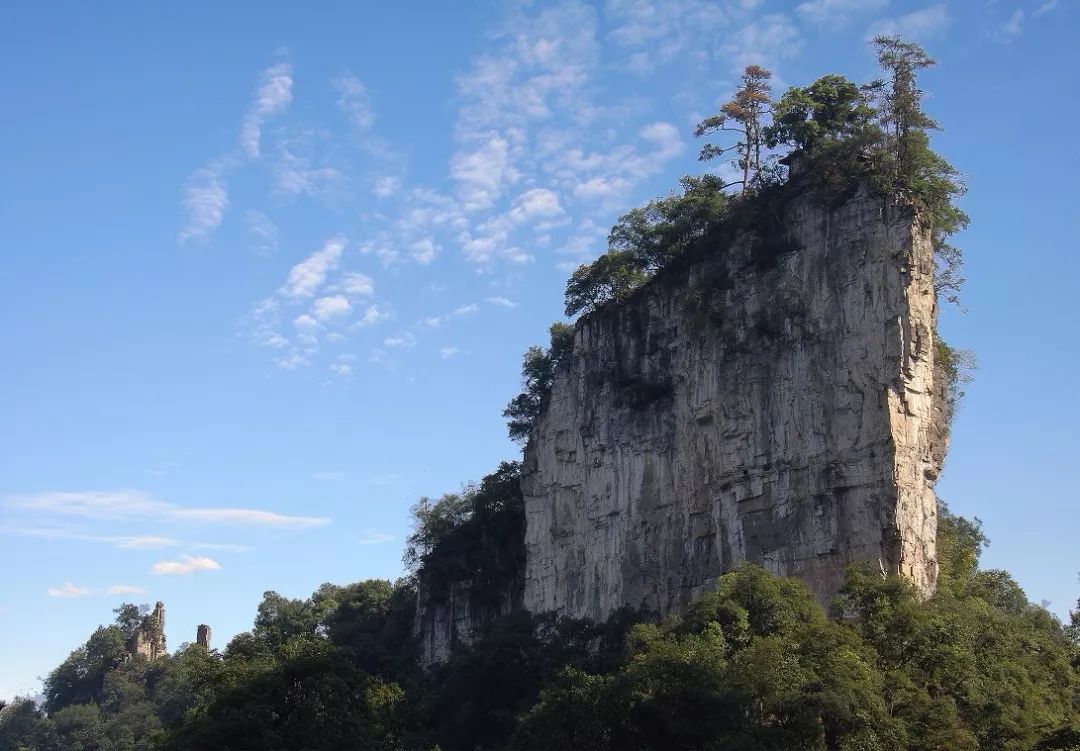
[515, 566, 901, 751]
[44, 625, 130, 713]
[406, 462, 525, 608]
[766, 74, 876, 153]
[695, 64, 774, 191]
[503, 322, 574, 442]
[565, 36, 968, 327]
[9, 506, 1079, 751]
[836, 506, 1080, 751]
[564, 174, 731, 318]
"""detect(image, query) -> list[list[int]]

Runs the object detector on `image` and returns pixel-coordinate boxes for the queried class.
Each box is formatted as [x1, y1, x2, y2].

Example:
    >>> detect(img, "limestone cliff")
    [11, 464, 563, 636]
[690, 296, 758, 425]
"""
[522, 186, 943, 622]
[414, 575, 521, 665]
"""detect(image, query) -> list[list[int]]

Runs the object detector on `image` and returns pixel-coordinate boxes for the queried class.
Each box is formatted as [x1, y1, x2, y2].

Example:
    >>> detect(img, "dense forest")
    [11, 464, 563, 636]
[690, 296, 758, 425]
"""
[3, 37, 1078, 751]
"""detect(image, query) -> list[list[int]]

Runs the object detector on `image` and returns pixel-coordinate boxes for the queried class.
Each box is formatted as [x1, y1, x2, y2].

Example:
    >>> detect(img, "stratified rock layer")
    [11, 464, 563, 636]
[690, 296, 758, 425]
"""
[522, 187, 943, 622]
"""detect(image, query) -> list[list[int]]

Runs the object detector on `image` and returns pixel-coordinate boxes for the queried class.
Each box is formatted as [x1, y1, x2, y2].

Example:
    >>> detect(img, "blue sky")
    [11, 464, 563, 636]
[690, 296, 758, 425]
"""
[1, 0, 1077, 700]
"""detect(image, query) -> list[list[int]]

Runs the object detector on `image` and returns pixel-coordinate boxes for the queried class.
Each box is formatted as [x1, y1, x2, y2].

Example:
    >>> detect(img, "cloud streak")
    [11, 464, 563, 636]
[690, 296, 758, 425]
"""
[7, 490, 329, 529]
[240, 63, 294, 158]
[48, 582, 94, 598]
[107, 585, 147, 595]
[178, 161, 230, 244]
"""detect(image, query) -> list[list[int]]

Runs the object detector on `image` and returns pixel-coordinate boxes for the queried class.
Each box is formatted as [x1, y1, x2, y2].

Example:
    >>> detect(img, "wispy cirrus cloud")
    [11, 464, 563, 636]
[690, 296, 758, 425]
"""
[47, 582, 151, 598]
[0, 525, 250, 553]
[151, 555, 221, 576]
[721, 13, 802, 73]
[6, 490, 329, 529]
[0, 526, 179, 549]
[48, 582, 95, 598]
[178, 61, 293, 244]
[107, 585, 147, 595]
[335, 75, 374, 129]
[866, 4, 950, 41]
[796, 0, 887, 26]
[178, 160, 231, 244]
[282, 236, 347, 298]
[245, 210, 279, 254]
[240, 62, 294, 158]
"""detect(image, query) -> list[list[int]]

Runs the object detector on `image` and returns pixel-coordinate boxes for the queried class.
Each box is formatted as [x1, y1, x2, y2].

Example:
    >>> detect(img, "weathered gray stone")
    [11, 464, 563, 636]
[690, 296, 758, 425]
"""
[196, 624, 212, 650]
[522, 187, 943, 622]
[129, 601, 167, 660]
[414, 576, 520, 666]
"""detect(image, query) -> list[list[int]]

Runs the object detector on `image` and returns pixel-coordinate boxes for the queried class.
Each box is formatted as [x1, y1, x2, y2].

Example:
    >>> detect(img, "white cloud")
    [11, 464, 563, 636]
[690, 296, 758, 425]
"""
[572, 175, 632, 200]
[440, 347, 462, 359]
[151, 555, 221, 576]
[330, 362, 353, 376]
[335, 75, 374, 129]
[0, 526, 180, 549]
[275, 351, 308, 370]
[178, 162, 230, 244]
[312, 295, 352, 321]
[281, 237, 346, 298]
[866, 4, 950, 40]
[508, 188, 564, 223]
[245, 210, 279, 253]
[1035, 0, 1059, 16]
[355, 304, 388, 327]
[107, 585, 147, 595]
[341, 272, 374, 298]
[117, 536, 179, 549]
[410, 237, 438, 265]
[260, 332, 288, 349]
[796, 0, 887, 25]
[372, 176, 402, 197]
[48, 582, 95, 598]
[605, 0, 734, 68]
[722, 14, 802, 73]
[639, 120, 684, 161]
[1000, 9, 1024, 38]
[451, 136, 517, 211]
[8, 490, 329, 529]
[384, 332, 417, 348]
[486, 296, 517, 308]
[453, 303, 478, 316]
[293, 313, 321, 331]
[192, 542, 252, 553]
[274, 149, 344, 197]
[240, 63, 294, 158]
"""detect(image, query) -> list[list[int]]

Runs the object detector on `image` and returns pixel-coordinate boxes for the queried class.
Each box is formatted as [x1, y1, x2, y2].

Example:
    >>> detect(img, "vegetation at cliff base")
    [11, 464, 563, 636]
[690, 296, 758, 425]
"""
[4, 498, 1078, 751]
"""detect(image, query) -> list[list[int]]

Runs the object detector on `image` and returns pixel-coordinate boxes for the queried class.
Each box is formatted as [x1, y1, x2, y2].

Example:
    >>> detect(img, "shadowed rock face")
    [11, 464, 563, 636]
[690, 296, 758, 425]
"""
[522, 187, 943, 622]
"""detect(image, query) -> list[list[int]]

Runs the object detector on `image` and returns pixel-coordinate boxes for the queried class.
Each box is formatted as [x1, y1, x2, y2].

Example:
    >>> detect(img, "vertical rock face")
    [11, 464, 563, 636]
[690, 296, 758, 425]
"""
[414, 577, 521, 665]
[522, 188, 943, 622]
[129, 601, 167, 660]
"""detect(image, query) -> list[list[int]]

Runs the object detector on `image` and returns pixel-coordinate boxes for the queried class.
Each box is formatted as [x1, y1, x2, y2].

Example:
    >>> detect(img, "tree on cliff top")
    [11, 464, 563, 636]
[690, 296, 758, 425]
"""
[870, 35, 968, 302]
[695, 65, 774, 193]
[503, 322, 574, 442]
